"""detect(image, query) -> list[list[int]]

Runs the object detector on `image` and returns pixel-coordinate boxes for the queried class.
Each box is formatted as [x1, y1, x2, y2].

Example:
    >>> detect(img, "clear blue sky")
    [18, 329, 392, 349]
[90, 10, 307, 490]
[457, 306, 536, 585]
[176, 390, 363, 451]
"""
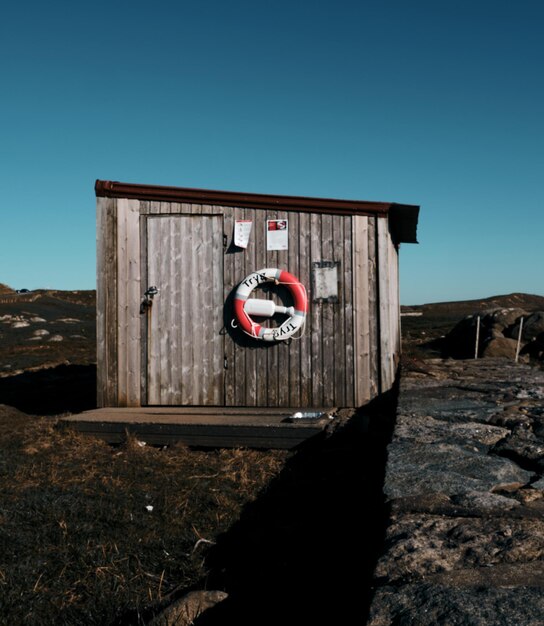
[1, 0, 542, 304]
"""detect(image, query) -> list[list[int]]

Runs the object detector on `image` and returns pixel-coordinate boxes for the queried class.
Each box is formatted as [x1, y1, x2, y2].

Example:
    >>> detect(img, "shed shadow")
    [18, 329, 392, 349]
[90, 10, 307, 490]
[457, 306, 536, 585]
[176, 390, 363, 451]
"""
[0, 364, 97, 415]
[196, 385, 399, 626]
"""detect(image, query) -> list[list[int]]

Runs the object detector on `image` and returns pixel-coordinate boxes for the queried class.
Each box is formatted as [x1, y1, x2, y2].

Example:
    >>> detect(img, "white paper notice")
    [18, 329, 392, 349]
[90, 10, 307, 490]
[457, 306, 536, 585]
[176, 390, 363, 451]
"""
[234, 220, 253, 248]
[266, 219, 288, 251]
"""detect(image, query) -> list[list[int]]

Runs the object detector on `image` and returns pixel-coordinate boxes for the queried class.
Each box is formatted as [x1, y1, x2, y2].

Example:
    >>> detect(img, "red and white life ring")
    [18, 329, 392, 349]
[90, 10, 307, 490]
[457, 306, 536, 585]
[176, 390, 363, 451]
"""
[233, 268, 308, 341]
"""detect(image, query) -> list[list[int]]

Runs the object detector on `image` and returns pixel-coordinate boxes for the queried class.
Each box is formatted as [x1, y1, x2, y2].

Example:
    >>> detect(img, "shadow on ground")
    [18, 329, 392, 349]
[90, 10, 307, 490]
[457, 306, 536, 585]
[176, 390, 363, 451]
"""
[195, 386, 399, 626]
[0, 364, 97, 415]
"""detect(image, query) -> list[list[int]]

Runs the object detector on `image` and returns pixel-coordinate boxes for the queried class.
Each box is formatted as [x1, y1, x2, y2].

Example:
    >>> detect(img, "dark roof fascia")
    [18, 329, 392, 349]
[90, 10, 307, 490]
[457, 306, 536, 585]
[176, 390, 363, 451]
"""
[389, 203, 420, 244]
[95, 180, 419, 241]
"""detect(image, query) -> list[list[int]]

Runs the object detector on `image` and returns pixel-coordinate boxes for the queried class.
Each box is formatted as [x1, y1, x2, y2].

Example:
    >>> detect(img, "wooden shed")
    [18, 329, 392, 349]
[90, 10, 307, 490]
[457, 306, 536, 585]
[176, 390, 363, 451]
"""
[95, 180, 419, 411]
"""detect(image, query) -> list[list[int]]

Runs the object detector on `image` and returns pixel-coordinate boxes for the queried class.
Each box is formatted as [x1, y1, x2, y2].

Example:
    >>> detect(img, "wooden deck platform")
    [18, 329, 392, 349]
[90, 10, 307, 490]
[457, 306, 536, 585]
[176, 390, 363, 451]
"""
[60, 407, 334, 449]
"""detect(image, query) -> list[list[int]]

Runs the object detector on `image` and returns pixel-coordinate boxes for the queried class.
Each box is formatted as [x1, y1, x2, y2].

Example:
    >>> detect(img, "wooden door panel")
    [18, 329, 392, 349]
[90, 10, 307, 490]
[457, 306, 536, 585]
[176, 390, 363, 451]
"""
[147, 215, 224, 405]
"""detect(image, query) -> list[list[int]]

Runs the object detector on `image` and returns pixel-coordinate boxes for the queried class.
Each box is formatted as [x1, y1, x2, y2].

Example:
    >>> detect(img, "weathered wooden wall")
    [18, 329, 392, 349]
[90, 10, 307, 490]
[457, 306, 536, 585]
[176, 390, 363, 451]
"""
[96, 199, 400, 408]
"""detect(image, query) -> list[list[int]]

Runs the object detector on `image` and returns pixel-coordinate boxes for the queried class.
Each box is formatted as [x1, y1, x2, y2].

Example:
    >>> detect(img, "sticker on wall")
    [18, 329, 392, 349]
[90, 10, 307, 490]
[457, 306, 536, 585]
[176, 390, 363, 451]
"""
[234, 220, 253, 248]
[266, 219, 288, 251]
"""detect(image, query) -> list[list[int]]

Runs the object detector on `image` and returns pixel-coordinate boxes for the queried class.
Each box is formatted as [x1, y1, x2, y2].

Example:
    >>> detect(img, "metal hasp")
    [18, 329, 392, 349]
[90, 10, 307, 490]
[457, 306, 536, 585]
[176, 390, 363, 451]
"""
[140, 286, 159, 314]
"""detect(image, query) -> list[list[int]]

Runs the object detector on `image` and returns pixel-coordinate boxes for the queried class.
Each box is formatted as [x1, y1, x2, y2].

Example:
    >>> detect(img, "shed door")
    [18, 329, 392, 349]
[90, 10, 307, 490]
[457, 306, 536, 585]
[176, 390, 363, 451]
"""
[146, 215, 224, 405]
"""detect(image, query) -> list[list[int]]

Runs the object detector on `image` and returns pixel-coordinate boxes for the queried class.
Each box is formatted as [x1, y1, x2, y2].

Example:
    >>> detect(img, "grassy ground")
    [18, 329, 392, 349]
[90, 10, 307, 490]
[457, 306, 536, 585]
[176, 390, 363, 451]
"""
[0, 405, 286, 625]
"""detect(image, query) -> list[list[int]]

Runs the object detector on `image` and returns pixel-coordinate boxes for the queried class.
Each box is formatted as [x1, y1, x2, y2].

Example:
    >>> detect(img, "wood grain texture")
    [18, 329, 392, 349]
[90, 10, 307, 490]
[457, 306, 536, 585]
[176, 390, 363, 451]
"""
[309, 213, 323, 407]
[116, 198, 141, 407]
[368, 217, 379, 398]
[352, 215, 370, 405]
[147, 215, 224, 405]
[377, 217, 395, 391]
[298, 211, 312, 407]
[96, 196, 117, 407]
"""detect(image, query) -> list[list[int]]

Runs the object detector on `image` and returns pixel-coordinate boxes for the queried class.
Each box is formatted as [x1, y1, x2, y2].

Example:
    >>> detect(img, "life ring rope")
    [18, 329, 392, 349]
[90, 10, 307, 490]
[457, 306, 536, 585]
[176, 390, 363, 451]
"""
[233, 269, 308, 342]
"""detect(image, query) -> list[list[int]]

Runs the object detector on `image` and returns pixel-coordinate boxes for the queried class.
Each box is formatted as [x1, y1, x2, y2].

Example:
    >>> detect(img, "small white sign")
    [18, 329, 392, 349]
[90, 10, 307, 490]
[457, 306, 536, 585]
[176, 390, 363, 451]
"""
[234, 220, 253, 248]
[313, 262, 339, 301]
[266, 219, 288, 251]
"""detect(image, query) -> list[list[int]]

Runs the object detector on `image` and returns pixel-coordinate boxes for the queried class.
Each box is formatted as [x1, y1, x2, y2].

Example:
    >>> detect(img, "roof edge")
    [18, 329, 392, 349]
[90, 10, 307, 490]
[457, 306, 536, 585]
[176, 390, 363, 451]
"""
[95, 180, 420, 242]
[95, 180, 396, 215]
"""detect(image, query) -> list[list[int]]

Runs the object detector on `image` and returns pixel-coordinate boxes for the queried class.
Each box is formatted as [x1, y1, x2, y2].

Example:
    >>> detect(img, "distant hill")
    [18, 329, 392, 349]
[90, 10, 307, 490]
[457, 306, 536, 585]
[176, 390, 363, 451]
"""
[402, 293, 544, 317]
[0, 289, 96, 375]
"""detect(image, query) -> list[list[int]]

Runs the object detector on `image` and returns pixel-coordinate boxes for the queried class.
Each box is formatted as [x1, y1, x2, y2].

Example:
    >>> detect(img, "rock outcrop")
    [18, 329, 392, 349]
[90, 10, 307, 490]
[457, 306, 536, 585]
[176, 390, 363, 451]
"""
[442, 308, 544, 361]
[368, 358, 544, 626]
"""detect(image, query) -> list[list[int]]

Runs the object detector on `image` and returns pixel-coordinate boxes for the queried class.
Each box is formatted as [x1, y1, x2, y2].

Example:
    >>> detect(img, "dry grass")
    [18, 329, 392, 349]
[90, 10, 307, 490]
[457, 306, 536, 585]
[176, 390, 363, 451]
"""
[0, 405, 286, 625]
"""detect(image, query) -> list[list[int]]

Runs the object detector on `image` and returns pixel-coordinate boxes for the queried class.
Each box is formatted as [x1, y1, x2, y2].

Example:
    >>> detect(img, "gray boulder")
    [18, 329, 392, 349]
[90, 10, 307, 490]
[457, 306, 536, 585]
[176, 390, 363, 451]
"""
[443, 308, 526, 359]
[384, 441, 532, 500]
[368, 584, 544, 626]
[480, 336, 519, 359]
[508, 311, 544, 342]
[374, 514, 544, 584]
[149, 590, 228, 626]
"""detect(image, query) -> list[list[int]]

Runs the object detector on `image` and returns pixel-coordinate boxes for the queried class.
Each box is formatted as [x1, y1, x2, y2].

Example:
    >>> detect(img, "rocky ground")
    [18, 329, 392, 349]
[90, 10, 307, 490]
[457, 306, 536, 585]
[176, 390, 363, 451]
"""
[368, 357, 544, 625]
[0, 285, 95, 375]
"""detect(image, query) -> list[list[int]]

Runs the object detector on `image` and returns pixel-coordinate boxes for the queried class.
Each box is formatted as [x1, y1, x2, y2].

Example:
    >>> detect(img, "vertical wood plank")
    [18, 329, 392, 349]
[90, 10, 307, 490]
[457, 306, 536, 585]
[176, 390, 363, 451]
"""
[377, 217, 394, 392]
[116, 199, 128, 406]
[96, 196, 117, 407]
[179, 216, 194, 404]
[116, 198, 141, 407]
[353, 215, 371, 405]
[159, 217, 172, 403]
[139, 209, 148, 404]
[170, 216, 182, 404]
[368, 217, 379, 399]
[310, 214, 323, 407]
[343, 215, 355, 407]
[190, 215, 204, 403]
[147, 218, 160, 404]
[298, 211, 312, 406]
[332, 215, 346, 407]
[126, 199, 141, 407]
[389, 235, 401, 374]
[198, 215, 214, 404]
[96, 196, 106, 408]
[223, 206, 236, 406]
[211, 215, 224, 405]
[321, 214, 335, 407]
